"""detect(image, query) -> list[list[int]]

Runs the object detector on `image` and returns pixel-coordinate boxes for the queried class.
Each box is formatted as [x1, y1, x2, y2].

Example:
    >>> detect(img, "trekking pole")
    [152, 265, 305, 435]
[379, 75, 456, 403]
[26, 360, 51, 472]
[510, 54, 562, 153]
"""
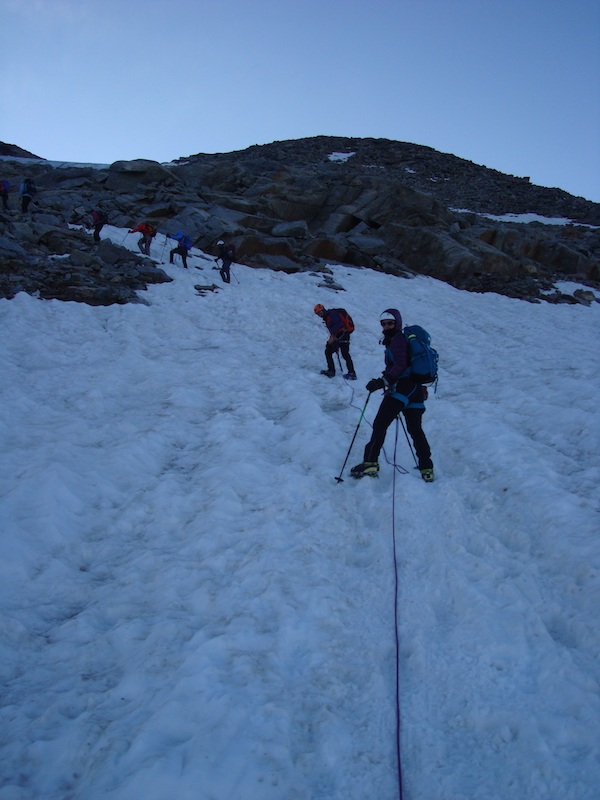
[231, 267, 240, 284]
[335, 393, 372, 483]
[398, 415, 418, 466]
[121, 231, 129, 243]
[160, 236, 168, 262]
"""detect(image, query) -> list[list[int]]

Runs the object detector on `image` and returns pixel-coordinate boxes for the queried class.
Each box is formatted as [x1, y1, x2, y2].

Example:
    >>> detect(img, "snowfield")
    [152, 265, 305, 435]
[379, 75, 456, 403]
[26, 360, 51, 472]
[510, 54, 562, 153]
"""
[1, 230, 599, 800]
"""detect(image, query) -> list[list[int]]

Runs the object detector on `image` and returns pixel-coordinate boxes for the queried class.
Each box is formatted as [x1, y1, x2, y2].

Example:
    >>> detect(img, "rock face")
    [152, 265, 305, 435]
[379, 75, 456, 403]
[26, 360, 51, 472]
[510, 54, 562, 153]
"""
[0, 213, 171, 305]
[0, 135, 599, 305]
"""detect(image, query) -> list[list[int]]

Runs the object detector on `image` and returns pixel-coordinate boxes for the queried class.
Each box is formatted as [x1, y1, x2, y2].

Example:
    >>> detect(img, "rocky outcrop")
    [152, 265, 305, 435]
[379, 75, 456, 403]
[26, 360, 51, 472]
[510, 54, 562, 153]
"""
[0, 135, 598, 305]
[106, 159, 179, 193]
[0, 211, 171, 305]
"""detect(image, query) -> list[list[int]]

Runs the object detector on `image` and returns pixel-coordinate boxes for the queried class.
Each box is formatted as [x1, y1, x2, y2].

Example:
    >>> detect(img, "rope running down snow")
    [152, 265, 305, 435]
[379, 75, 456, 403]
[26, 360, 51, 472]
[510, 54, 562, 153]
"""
[392, 421, 405, 800]
[339, 374, 409, 796]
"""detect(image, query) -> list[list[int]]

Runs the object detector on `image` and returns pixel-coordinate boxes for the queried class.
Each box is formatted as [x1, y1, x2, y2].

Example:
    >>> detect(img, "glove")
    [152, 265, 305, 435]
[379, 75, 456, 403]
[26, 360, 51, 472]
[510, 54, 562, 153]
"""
[366, 377, 386, 392]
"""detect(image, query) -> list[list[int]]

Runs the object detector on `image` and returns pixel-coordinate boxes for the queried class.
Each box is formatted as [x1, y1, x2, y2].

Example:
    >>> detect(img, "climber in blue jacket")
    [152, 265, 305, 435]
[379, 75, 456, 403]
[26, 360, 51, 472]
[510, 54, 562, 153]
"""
[167, 231, 192, 268]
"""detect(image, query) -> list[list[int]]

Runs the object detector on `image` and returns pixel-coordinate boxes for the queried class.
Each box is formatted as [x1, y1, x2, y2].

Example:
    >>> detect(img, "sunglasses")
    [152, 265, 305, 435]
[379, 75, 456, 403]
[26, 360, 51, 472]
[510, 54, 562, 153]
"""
[380, 319, 395, 327]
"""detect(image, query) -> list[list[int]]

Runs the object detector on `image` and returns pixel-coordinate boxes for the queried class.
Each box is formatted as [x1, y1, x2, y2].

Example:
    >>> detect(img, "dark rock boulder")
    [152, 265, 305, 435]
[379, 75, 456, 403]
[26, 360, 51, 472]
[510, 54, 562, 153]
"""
[106, 159, 178, 192]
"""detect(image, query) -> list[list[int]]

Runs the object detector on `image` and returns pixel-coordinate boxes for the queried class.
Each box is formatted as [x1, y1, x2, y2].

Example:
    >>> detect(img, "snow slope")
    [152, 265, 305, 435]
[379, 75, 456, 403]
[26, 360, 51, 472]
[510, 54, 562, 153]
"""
[1, 230, 599, 800]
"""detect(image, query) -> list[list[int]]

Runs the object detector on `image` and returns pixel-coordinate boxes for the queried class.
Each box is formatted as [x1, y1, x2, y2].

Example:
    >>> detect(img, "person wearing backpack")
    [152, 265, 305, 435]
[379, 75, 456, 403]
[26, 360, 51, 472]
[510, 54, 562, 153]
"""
[90, 209, 107, 242]
[128, 221, 157, 256]
[314, 304, 356, 380]
[351, 308, 434, 481]
[0, 180, 10, 211]
[19, 178, 36, 213]
[215, 239, 236, 283]
[167, 231, 192, 268]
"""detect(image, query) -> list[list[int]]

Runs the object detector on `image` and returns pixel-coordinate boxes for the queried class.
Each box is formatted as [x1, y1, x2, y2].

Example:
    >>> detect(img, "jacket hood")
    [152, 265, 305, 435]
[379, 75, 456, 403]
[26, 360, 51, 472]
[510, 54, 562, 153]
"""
[382, 308, 403, 329]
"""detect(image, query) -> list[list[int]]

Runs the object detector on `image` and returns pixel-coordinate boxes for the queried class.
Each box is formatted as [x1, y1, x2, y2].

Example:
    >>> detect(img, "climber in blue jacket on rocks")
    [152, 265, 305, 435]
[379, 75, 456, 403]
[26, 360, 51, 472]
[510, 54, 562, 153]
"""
[167, 231, 192, 269]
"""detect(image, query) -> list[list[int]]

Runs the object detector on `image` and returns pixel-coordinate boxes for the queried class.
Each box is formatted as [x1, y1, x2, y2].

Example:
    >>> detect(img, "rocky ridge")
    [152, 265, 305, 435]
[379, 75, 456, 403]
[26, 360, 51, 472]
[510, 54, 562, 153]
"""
[0, 136, 598, 305]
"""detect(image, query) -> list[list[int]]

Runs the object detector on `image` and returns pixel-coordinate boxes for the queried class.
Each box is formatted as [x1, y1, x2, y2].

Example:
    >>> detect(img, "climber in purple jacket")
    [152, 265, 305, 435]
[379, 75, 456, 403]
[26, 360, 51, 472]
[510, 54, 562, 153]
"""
[351, 308, 434, 481]
[314, 304, 356, 379]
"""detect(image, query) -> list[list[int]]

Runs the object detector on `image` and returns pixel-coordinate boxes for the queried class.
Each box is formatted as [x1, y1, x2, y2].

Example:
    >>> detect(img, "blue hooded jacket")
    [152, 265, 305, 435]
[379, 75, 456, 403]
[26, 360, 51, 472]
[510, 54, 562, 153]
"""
[172, 231, 192, 250]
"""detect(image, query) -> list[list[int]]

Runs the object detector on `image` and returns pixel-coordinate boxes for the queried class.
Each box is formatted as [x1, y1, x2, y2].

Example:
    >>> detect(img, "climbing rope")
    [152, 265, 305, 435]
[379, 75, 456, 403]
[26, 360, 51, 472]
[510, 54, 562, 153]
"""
[335, 374, 408, 795]
[391, 421, 405, 800]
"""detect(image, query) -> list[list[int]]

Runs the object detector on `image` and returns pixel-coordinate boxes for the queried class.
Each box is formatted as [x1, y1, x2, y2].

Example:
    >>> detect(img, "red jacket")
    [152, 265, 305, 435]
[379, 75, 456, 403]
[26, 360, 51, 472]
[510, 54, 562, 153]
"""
[129, 223, 155, 236]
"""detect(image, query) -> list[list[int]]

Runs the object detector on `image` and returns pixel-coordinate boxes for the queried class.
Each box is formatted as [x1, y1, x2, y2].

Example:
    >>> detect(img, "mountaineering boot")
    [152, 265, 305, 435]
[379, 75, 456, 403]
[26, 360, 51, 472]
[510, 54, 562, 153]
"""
[350, 461, 379, 478]
[343, 372, 357, 380]
[420, 468, 434, 482]
[320, 369, 335, 378]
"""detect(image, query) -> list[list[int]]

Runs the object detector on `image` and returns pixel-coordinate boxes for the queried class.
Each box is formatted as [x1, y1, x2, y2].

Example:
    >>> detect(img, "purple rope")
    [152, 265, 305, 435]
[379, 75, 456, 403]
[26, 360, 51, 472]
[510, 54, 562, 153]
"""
[392, 420, 404, 800]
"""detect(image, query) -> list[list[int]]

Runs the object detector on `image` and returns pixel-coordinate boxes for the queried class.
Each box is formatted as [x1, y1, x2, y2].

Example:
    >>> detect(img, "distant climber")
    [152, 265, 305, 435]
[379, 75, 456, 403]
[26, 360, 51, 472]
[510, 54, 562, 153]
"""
[128, 221, 157, 256]
[90, 209, 108, 242]
[0, 179, 10, 211]
[313, 304, 356, 379]
[167, 231, 193, 268]
[19, 178, 36, 213]
[215, 239, 236, 283]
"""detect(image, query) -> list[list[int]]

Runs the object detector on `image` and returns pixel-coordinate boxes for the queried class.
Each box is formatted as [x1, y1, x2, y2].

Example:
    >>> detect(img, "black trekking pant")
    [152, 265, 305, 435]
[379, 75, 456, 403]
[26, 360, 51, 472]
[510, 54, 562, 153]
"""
[363, 393, 432, 470]
[93, 223, 104, 242]
[325, 333, 354, 374]
[219, 260, 231, 283]
[170, 246, 188, 268]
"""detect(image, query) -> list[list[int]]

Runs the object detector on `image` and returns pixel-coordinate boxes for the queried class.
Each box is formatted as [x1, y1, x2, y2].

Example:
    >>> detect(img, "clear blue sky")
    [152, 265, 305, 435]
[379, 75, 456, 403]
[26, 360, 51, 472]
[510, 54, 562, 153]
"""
[2, 0, 599, 202]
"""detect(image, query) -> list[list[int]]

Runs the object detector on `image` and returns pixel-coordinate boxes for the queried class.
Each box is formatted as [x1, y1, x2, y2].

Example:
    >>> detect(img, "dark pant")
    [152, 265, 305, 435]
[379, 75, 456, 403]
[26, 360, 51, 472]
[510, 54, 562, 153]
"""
[21, 195, 32, 213]
[325, 334, 354, 373]
[364, 393, 432, 470]
[93, 223, 104, 242]
[138, 235, 152, 256]
[219, 260, 231, 283]
[170, 246, 188, 267]
[0, 191, 8, 210]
